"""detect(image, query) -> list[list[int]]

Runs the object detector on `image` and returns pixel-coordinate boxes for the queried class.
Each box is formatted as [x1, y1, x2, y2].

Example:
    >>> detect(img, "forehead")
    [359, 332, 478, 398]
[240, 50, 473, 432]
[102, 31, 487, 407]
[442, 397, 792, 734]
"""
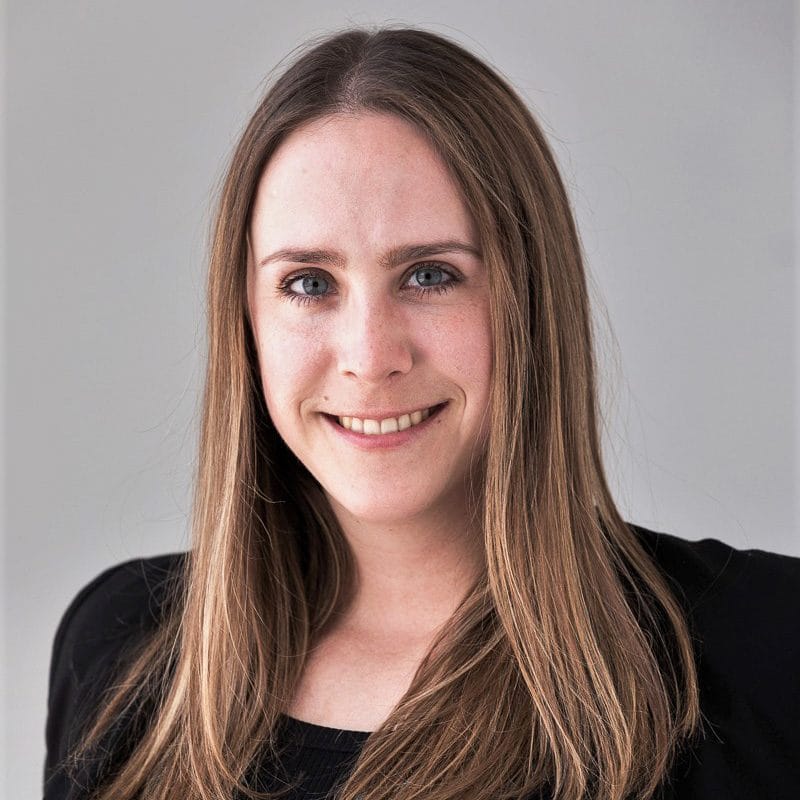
[249, 112, 478, 248]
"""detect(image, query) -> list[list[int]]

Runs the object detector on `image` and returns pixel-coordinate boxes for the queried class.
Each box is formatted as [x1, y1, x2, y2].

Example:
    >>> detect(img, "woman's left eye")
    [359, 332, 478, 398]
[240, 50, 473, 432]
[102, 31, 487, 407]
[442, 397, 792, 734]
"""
[406, 264, 459, 293]
[277, 262, 461, 306]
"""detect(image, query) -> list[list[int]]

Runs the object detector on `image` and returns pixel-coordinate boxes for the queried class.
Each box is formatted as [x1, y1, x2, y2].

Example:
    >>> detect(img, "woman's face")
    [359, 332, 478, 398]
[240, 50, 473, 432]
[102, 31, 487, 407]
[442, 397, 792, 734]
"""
[247, 112, 492, 526]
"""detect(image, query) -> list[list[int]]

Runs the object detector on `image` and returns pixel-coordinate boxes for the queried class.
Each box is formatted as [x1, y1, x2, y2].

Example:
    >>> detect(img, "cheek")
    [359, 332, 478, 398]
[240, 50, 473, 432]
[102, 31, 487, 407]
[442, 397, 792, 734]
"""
[435, 306, 493, 403]
[253, 315, 328, 419]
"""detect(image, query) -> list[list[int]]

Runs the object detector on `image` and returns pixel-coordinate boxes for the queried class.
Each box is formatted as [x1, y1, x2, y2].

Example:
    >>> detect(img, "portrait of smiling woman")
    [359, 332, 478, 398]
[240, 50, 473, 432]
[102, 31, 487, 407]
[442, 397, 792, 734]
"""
[42, 25, 800, 800]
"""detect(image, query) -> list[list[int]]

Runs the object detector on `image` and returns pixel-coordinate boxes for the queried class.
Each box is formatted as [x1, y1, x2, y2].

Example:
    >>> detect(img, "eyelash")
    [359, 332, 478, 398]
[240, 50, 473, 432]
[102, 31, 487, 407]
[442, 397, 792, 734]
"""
[276, 262, 462, 306]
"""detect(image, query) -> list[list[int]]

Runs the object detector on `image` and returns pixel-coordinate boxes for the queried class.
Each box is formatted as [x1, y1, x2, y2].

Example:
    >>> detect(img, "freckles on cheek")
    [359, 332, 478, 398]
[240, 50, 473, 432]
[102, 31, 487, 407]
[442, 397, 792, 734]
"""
[438, 306, 493, 387]
[256, 317, 328, 410]
[446, 333, 492, 386]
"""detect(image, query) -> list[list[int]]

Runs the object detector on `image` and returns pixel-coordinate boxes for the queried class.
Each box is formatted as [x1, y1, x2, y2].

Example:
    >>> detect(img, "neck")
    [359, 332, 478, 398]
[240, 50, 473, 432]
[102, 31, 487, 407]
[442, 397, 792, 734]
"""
[326, 494, 485, 640]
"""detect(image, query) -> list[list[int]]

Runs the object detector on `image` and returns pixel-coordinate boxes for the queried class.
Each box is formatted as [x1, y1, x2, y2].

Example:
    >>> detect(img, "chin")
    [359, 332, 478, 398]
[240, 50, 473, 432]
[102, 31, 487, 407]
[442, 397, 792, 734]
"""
[325, 487, 440, 525]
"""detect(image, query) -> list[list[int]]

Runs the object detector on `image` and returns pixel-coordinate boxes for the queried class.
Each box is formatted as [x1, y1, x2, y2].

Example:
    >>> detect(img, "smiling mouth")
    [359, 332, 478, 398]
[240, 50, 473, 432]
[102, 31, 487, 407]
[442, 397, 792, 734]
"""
[325, 402, 447, 435]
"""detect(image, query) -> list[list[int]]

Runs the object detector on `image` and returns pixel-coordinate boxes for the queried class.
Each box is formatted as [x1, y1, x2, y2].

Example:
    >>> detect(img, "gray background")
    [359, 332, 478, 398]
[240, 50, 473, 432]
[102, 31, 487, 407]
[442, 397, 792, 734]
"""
[3, 1, 798, 796]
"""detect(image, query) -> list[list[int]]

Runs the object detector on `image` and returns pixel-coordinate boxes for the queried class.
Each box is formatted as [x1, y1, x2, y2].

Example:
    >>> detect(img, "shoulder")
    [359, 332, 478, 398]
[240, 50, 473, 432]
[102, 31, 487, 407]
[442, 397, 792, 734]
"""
[631, 522, 800, 592]
[628, 523, 800, 798]
[48, 551, 188, 676]
[629, 522, 800, 644]
[44, 551, 188, 797]
[630, 522, 800, 681]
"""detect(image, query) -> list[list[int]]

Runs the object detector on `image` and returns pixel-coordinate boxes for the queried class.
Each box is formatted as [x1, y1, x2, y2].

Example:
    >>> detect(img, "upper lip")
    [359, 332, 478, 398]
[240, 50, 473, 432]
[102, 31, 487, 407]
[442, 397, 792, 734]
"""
[324, 402, 446, 421]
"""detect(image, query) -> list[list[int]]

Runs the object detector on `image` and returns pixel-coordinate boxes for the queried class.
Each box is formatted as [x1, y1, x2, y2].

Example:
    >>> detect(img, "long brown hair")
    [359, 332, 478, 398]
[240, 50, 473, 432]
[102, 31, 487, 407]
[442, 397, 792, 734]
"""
[64, 25, 701, 800]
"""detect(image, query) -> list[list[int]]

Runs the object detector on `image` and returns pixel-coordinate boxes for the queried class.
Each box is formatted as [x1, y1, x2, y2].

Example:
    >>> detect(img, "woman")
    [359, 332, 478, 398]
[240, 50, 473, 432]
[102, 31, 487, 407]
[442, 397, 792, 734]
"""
[43, 26, 800, 800]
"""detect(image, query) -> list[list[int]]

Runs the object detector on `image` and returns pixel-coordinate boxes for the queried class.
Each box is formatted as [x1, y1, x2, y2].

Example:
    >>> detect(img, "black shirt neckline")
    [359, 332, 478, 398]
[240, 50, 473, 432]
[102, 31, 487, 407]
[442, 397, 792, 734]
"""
[278, 713, 372, 753]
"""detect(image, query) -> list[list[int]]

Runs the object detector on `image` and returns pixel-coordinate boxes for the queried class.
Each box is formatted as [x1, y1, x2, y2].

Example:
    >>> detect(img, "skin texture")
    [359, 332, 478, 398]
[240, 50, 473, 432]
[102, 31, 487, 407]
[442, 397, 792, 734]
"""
[246, 112, 493, 729]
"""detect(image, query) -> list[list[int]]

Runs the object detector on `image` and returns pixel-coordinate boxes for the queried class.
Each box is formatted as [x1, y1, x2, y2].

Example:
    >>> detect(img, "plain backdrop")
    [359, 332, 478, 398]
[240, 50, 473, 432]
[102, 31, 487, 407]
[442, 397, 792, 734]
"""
[3, 1, 798, 796]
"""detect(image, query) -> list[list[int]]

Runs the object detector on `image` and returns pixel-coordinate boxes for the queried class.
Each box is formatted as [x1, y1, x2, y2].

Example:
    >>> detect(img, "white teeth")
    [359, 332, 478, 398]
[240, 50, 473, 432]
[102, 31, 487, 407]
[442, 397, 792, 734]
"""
[337, 405, 440, 435]
[380, 417, 399, 434]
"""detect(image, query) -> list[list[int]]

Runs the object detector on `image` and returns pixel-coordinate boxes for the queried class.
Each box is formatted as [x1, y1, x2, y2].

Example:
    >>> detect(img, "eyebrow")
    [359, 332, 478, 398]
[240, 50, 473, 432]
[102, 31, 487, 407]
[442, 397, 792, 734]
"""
[256, 239, 482, 270]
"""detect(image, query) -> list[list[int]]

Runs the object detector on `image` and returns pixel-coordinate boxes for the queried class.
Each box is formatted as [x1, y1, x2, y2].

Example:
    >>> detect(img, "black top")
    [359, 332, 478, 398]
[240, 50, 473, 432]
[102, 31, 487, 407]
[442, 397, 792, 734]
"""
[43, 524, 800, 799]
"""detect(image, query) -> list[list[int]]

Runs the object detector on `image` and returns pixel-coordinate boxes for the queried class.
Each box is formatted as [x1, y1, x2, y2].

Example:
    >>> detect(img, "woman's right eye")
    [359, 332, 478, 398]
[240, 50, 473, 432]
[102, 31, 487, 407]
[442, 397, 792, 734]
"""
[278, 272, 333, 305]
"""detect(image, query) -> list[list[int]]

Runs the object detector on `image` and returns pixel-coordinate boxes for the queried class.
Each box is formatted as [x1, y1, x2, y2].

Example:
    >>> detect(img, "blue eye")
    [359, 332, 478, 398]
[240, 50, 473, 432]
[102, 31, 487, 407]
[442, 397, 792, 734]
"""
[296, 274, 329, 296]
[277, 262, 461, 306]
[277, 273, 332, 306]
[409, 265, 447, 288]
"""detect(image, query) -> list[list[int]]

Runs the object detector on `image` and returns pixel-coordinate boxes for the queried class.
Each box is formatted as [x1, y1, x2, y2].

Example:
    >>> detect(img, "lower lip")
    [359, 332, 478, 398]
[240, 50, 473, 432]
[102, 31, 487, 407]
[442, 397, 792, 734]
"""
[322, 403, 448, 450]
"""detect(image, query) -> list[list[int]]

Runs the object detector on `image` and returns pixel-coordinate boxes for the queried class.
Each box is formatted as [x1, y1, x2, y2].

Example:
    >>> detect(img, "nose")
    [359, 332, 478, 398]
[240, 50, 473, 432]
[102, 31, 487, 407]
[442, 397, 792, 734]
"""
[335, 290, 414, 385]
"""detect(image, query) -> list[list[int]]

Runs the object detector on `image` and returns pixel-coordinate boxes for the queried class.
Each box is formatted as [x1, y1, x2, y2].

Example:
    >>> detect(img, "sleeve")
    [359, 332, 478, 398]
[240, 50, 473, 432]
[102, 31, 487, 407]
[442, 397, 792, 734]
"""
[638, 527, 800, 799]
[43, 562, 124, 798]
[688, 541, 800, 793]
[43, 553, 185, 800]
